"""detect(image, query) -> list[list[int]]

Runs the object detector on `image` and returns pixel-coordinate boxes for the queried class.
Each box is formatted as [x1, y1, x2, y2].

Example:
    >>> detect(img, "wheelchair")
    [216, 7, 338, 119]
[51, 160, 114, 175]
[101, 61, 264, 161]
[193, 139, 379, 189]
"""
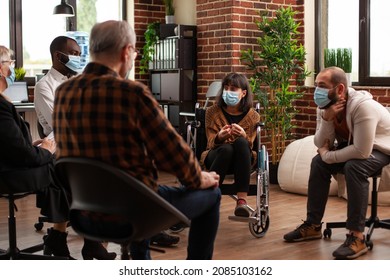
[181, 86, 270, 238]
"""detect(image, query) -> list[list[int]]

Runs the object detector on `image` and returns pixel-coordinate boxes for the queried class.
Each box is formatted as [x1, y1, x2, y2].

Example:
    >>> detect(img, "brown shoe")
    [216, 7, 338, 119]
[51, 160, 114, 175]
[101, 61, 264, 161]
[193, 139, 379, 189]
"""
[332, 233, 368, 259]
[283, 221, 322, 242]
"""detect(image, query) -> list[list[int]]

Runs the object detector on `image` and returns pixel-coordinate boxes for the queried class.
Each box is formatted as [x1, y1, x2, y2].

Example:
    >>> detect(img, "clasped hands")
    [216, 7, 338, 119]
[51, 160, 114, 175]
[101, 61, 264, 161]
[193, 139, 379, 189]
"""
[218, 123, 246, 141]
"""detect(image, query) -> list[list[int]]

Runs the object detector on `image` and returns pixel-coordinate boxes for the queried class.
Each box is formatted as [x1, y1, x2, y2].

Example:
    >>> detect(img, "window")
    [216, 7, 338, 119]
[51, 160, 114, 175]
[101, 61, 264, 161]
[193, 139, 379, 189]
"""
[0, 0, 10, 47]
[316, 0, 390, 86]
[8, 0, 126, 76]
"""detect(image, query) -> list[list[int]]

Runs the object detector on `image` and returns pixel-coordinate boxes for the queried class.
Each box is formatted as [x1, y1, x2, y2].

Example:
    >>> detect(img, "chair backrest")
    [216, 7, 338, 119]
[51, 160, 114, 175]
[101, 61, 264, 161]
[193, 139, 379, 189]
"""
[203, 81, 222, 108]
[55, 157, 190, 244]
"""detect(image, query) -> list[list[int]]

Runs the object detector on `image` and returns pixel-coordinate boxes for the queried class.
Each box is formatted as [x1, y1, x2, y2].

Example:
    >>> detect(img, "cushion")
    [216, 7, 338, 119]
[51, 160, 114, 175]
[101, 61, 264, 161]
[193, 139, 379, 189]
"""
[278, 135, 338, 196]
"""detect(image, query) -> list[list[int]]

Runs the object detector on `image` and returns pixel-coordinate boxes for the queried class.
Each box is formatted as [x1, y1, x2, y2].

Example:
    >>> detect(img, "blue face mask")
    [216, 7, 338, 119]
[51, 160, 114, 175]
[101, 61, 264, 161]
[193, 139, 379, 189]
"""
[222, 90, 241, 106]
[59, 52, 82, 74]
[314, 86, 337, 109]
[5, 66, 15, 88]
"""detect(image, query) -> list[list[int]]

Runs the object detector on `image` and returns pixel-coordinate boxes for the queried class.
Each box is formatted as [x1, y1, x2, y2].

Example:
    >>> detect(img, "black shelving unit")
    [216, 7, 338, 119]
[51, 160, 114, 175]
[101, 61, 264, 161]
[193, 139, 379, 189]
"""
[149, 24, 197, 137]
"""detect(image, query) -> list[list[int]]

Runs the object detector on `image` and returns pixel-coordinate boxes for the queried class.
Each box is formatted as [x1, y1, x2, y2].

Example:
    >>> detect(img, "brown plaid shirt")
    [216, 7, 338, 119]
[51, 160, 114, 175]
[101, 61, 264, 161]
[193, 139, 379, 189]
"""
[53, 62, 202, 191]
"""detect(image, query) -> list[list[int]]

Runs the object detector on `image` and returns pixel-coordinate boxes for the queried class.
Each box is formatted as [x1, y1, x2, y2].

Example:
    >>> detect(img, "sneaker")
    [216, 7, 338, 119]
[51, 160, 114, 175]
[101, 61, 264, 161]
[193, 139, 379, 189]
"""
[283, 221, 322, 242]
[234, 198, 250, 217]
[332, 233, 368, 259]
[150, 231, 180, 247]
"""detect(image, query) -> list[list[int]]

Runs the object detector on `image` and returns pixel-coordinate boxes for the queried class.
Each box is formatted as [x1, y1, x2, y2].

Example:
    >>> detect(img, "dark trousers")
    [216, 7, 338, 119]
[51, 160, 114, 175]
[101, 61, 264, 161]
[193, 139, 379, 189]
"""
[307, 151, 390, 232]
[204, 137, 252, 193]
[0, 163, 69, 223]
[130, 185, 221, 260]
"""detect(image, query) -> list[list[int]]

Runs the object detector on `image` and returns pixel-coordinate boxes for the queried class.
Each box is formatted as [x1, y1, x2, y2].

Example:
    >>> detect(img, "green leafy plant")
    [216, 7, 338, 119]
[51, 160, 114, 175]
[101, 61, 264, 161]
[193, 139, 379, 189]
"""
[14, 67, 26, 81]
[337, 48, 352, 73]
[139, 22, 160, 74]
[324, 48, 352, 73]
[163, 0, 175, 16]
[241, 7, 311, 165]
[324, 48, 336, 68]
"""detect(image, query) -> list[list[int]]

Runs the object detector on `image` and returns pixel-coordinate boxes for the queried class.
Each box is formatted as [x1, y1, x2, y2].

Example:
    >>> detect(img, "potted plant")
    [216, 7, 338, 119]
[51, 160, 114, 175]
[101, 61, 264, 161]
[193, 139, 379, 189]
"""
[323, 48, 336, 68]
[139, 22, 160, 74]
[14, 67, 26, 81]
[324, 48, 352, 85]
[241, 6, 311, 183]
[163, 0, 175, 24]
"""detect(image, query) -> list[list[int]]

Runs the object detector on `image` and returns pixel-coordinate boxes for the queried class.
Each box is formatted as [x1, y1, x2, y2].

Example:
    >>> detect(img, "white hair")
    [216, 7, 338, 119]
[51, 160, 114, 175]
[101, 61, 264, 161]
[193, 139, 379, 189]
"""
[89, 20, 136, 59]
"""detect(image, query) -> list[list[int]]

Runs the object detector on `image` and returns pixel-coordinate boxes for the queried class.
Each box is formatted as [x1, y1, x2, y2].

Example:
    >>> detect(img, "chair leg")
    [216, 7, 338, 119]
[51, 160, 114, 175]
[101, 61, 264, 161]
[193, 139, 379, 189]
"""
[325, 175, 390, 243]
[0, 195, 67, 260]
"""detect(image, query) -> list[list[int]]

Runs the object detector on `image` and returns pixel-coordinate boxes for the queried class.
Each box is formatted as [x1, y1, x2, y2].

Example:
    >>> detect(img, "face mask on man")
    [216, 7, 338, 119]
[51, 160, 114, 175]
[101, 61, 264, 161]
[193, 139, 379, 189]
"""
[5, 66, 15, 88]
[222, 90, 241, 106]
[313, 86, 337, 109]
[58, 52, 82, 74]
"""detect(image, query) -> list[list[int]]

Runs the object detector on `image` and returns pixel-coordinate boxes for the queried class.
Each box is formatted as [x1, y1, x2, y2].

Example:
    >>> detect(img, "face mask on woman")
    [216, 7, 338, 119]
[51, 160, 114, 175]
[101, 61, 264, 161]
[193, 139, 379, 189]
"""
[222, 90, 241, 106]
[5, 66, 15, 88]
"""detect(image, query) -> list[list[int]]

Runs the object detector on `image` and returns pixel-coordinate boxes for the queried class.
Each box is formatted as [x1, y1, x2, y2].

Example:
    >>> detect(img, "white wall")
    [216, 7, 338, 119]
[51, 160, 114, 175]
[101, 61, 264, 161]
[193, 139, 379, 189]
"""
[305, 1, 315, 86]
[174, 0, 196, 25]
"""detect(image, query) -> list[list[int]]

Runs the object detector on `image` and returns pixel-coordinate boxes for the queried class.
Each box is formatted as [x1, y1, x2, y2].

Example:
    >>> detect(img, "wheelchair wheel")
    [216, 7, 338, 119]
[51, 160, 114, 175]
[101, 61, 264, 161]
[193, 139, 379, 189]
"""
[248, 209, 270, 238]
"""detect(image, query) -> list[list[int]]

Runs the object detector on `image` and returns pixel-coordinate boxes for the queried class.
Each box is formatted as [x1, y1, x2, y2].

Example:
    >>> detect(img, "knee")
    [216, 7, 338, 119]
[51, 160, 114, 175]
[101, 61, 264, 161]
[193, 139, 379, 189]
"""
[343, 160, 367, 177]
[310, 154, 323, 169]
[233, 136, 249, 147]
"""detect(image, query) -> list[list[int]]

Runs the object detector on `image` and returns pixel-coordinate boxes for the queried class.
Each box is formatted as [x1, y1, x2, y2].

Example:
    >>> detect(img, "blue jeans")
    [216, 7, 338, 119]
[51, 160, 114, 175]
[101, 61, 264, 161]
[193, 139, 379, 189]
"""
[130, 185, 221, 260]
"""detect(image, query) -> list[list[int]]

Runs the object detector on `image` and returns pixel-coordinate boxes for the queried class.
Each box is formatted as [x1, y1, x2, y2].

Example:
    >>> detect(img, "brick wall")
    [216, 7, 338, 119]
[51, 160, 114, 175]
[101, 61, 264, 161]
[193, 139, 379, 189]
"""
[196, 0, 305, 100]
[133, 0, 165, 85]
[133, 1, 390, 144]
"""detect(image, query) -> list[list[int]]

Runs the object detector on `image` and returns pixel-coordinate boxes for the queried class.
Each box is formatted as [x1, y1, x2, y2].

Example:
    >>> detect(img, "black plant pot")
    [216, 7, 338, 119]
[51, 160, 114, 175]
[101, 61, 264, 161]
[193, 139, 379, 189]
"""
[269, 162, 279, 185]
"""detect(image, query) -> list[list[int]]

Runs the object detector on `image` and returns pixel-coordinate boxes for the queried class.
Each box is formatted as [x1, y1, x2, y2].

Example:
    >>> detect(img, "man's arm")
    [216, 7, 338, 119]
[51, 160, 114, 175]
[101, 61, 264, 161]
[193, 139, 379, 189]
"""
[34, 80, 55, 134]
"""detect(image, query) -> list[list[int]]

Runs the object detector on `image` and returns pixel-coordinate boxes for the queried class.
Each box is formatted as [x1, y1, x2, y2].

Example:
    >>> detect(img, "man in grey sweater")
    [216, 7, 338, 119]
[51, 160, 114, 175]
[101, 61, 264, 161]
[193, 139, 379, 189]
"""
[283, 66, 390, 259]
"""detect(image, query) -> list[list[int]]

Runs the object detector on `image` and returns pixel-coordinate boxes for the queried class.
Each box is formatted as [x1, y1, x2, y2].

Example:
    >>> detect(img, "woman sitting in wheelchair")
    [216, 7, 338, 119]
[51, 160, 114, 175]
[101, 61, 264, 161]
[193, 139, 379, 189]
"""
[200, 73, 260, 217]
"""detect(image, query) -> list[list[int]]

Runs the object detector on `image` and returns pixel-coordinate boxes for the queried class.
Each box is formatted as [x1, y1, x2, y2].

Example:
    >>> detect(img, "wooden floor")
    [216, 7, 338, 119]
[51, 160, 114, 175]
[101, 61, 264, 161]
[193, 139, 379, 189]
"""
[2, 172, 390, 260]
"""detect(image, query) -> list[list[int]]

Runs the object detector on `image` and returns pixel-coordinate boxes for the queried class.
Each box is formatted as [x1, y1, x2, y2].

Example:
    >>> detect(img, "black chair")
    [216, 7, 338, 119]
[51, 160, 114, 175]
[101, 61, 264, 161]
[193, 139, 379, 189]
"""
[0, 169, 65, 259]
[323, 170, 390, 249]
[55, 157, 190, 260]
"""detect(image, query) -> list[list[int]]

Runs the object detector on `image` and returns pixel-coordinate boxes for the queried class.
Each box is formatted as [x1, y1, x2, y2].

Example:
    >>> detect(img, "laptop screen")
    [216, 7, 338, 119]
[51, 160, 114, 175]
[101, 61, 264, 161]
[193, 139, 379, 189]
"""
[3, 81, 29, 104]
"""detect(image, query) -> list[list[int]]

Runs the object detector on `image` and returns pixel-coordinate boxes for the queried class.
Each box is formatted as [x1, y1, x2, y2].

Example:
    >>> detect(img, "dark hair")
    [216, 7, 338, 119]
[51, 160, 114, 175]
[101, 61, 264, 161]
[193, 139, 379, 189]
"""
[217, 72, 253, 112]
[49, 36, 77, 59]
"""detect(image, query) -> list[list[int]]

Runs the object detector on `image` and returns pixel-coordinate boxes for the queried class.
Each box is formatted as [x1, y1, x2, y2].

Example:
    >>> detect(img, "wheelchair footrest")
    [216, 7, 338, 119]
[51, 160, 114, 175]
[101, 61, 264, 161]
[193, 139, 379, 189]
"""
[228, 216, 258, 224]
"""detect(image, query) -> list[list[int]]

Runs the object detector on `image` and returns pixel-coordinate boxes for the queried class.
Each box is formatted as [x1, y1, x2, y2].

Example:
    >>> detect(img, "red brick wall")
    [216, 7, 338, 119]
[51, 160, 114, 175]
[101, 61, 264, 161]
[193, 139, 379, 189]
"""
[133, 0, 165, 85]
[196, 0, 305, 99]
[133, 1, 390, 143]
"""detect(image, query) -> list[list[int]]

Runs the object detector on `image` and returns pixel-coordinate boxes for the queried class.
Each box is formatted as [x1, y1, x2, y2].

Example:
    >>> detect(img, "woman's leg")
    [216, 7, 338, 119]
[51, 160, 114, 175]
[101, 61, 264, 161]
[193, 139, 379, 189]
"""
[204, 144, 234, 185]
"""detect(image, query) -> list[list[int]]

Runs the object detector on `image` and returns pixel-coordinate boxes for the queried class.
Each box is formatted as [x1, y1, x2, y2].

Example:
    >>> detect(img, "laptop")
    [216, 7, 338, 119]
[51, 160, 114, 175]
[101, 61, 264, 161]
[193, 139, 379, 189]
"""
[3, 81, 34, 106]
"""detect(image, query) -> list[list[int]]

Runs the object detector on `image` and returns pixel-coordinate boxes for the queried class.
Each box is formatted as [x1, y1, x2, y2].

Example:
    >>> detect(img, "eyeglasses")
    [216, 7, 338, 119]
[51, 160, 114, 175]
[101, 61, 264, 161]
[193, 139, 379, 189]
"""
[130, 45, 139, 60]
[1, 60, 15, 67]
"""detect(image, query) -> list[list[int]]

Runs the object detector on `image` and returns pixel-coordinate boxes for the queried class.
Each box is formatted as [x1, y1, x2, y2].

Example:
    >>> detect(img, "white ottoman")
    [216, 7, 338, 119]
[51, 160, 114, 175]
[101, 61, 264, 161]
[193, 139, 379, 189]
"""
[277, 135, 338, 196]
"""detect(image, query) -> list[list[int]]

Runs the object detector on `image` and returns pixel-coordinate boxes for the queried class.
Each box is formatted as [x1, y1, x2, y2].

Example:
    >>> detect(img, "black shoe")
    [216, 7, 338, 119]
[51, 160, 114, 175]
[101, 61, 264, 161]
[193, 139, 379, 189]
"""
[150, 232, 180, 247]
[43, 227, 75, 259]
[82, 239, 117, 260]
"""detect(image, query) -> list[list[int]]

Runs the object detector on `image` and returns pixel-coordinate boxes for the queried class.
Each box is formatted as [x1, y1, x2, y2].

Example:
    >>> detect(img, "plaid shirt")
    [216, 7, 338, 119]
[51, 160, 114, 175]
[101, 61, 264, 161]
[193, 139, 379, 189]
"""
[53, 62, 202, 191]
